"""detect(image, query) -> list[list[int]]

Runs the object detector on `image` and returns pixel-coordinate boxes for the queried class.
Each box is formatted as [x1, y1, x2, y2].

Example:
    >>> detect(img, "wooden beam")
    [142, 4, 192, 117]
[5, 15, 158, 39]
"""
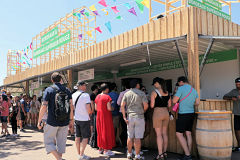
[153, 0, 177, 8]
[169, 0, 180, 4]
[25, 80, 30, 96]
[67, 69, 73, 90]
[187, 7, 200, 96]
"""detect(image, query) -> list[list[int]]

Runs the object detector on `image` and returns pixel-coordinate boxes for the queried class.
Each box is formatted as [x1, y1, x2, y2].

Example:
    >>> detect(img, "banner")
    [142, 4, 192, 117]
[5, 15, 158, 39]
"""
[33, 30, 71, 59]
[188, 0, 230, 21]
[117, 49, 237, 77]
[41, 27, 59, 44]
[203, 0, 222, 10]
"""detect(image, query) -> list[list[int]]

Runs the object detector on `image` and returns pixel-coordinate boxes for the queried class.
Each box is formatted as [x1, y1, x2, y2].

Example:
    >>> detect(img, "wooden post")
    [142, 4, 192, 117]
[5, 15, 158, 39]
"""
[67, 69, 73, 90]
[187, 7, 200, 96]
[238, 48, 240, 76]
[25, 80, 30, 96]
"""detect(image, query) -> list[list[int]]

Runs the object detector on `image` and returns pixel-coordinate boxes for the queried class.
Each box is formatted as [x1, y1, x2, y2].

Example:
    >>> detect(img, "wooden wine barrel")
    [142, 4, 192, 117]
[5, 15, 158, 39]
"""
[196, 111, 232, 160]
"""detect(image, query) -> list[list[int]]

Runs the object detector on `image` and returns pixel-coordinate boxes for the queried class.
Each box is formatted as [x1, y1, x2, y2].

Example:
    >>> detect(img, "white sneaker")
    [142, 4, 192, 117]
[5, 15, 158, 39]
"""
[127, 152, 133, 159]
[104, 150, 115, 156]
[78, 154, 90, 160]
[132, 149, 143, 155]
[135, 154, 144, 160]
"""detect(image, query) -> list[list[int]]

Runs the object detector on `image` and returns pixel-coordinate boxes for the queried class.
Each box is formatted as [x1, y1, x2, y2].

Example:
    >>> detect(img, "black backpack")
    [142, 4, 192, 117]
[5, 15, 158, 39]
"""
[51, 85, 70, 122]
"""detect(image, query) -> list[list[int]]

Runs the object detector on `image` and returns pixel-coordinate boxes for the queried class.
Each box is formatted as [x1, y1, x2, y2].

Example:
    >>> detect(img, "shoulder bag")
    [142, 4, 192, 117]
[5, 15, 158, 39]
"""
[173, 87, 193, 112]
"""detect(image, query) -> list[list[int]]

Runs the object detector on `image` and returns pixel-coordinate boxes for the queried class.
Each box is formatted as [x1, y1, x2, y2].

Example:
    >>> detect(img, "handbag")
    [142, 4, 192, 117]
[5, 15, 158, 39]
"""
[173, 87, 193, 112]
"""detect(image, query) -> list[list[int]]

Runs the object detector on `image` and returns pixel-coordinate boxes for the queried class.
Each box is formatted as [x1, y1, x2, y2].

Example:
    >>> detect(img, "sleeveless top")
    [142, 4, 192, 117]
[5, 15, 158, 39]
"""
[154, 92, 170, 108]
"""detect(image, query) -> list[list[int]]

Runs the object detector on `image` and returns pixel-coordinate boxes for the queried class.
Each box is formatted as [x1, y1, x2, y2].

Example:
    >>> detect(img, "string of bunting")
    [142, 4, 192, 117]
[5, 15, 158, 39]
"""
[74, 0, 150, 40]
[11, 42, 33, 71]
[11, 0, 150, 70]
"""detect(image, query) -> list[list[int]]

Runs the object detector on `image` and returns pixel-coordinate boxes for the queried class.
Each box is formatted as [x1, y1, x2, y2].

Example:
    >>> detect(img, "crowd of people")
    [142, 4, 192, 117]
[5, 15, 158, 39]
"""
[0, 72, 200, 160]
[2, 73, 240, 160]
[0, 90, 41, 137]
[33, 72, 199, 160]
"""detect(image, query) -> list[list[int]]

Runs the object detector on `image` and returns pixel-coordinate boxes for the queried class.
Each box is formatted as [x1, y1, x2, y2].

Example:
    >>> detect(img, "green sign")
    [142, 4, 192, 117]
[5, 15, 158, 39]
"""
[33, 30, 71, 59]
[203, 0, 222, 10]
[87, 73, 113, 82]
[41, 27, 59, 44]
[117, 49, 237, 77]
[188, 0, 230, 21]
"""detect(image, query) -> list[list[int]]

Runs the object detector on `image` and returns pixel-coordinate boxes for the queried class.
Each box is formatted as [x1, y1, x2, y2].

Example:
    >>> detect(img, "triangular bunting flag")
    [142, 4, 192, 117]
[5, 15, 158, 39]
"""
[116, 15, 122, 20]
[30, 58, 33, 61]
[73, 13, 77, 16]
[86, 31, 93, 38]
[105, 21, 112, 33]
[80, 9, 85, 15]
[124, 3, 131, 9]
[12, 66, 16, 71]
[78, 34, 83, 41]
[76, 13, 81, 21]
[112, 0, 116, 2]
[111, 6, 119, 14]
[84, 12, 90, 16]
[135, 0, 144, 13]
[141, 0, 150, 8]
[95, 27, 102, 33]
[128, 7, 137, 16]
[30, 42, 33, 50]
[24, 53, 28, 58]
[102, 9, 109, 15]
[16, 52, 20, 57]
[98, 0, 108, 7]
[93, 10, 100, 16]
[89, 5, 97, 11]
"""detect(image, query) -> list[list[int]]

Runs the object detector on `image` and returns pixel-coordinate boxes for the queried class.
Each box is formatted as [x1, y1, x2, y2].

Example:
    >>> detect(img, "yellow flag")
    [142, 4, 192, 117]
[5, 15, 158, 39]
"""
[89, 5, 97, 11]
[102, 9, 109, 15]
[141, 0, 150, 8]
[86, 31, 93, 38]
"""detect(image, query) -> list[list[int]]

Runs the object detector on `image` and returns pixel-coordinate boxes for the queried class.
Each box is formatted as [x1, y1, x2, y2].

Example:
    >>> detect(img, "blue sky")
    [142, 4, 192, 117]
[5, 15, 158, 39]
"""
[0, 0, 240, 86]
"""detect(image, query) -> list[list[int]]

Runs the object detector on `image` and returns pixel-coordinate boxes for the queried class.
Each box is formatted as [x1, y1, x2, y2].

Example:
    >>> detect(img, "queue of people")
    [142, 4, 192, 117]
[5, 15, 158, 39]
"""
[33, 72, 200, 160]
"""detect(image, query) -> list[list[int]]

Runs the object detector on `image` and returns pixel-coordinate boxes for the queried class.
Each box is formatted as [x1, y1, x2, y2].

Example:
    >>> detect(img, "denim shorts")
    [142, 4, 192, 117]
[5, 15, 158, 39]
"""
[1, 116, 8, 123]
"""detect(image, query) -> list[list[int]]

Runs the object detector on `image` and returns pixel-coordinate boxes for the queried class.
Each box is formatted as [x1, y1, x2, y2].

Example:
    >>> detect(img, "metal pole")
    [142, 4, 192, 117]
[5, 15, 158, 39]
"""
[200, 38, 214, 76]
[147, 45, 152, 66]
[174, 40, 188, 77]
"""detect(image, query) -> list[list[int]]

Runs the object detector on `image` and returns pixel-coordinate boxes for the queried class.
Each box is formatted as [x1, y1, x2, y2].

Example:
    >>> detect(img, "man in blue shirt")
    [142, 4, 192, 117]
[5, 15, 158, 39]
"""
[108, 83, 120, 144]
[173, 76, 199, 160]
[37, 72, 74, 160]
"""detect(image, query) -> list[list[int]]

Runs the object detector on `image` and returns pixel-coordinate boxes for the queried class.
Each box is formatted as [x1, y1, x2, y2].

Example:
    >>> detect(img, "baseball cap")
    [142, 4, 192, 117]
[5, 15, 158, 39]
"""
[235, 77, 240, 83]
[152, 77, 163, 85]
[76, 80, 88, 86]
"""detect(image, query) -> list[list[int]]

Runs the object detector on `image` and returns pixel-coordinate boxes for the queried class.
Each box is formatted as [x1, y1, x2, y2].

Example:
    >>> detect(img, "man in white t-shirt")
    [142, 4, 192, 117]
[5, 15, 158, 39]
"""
[72, 80, 93, 160]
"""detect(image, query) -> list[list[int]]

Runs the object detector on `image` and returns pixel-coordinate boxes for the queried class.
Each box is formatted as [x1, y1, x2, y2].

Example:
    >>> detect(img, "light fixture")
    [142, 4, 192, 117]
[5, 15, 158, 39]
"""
[120, 59, 146, 67]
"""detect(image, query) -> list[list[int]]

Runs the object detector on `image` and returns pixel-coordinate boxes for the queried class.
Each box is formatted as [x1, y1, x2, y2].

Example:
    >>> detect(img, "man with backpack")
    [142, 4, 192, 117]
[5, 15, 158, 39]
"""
[72, 80, 93, 160]
[37, 72, 74, 160]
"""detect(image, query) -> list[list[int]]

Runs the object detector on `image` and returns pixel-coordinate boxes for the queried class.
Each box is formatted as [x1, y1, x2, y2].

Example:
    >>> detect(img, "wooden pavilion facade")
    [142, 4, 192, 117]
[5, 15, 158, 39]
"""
[2, 1, 240, 156]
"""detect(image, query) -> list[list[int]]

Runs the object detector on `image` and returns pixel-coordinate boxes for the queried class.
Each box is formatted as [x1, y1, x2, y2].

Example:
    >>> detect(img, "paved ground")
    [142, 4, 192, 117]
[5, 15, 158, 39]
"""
[0, 126, 240, 160]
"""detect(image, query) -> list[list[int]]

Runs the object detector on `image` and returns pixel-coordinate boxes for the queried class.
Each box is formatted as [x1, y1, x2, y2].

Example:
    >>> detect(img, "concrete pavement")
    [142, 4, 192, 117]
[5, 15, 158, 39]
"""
[0, 127, 239, 160]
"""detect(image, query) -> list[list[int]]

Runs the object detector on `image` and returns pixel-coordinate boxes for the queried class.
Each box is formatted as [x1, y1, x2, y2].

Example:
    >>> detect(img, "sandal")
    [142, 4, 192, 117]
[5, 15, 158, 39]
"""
[163, 152, 168, 159]
[155, 153, 165, 160]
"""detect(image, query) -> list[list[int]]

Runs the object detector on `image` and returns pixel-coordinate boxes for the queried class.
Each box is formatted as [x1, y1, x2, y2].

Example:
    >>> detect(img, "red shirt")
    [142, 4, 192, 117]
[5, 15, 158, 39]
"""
[1, 101, 9, 116]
